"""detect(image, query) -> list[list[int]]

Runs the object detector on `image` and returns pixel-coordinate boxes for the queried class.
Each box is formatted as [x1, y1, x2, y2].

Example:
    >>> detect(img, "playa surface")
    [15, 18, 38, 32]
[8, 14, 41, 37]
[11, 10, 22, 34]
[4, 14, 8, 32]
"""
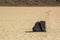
[0, 7, 60, 40]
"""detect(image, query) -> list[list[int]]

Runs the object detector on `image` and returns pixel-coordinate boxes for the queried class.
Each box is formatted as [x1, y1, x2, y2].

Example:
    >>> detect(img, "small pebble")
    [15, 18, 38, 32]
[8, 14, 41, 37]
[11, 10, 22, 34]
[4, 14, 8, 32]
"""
[32, 21, 46, 32]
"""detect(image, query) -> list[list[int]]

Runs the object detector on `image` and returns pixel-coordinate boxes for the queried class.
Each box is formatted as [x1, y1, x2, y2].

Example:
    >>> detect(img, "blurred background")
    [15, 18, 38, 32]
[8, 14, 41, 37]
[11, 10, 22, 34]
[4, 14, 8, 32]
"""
[0, 0, 60, 6]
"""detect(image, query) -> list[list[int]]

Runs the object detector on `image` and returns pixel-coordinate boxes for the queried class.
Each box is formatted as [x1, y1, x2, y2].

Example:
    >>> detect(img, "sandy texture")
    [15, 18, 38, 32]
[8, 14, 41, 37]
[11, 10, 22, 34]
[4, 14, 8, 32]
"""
[0, 7, 60, 40]
[0, 0, 60, 6]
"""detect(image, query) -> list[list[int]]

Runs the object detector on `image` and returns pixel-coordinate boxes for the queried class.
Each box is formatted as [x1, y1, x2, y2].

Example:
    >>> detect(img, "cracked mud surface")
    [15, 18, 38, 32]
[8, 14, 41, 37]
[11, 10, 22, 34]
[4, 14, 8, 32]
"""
[0, 7, 60, 40]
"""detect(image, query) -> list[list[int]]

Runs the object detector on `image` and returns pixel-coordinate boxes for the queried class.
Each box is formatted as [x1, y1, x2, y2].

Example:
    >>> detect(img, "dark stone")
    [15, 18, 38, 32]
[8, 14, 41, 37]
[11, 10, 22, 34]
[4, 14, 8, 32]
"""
[32, 21, 46, 32]
[40, 21, 46, 32]
[33, 22, 41, 32]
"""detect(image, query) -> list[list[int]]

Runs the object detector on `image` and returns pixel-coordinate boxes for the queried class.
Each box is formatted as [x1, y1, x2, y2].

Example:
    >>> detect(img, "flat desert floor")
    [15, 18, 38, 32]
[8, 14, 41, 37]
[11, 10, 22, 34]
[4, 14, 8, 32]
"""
[0, 7, 60, 40]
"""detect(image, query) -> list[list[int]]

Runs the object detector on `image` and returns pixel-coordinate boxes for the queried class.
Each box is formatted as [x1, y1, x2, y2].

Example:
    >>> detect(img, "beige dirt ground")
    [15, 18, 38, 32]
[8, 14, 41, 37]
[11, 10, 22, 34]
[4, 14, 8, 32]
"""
[0, 7, 60, 40]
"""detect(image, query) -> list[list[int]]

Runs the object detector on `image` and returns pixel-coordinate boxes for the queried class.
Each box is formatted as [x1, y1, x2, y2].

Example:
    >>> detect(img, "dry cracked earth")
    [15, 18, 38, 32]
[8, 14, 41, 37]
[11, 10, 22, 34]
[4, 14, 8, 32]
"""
[0, 0, 60, 6]
[0, 7, 60, 40]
